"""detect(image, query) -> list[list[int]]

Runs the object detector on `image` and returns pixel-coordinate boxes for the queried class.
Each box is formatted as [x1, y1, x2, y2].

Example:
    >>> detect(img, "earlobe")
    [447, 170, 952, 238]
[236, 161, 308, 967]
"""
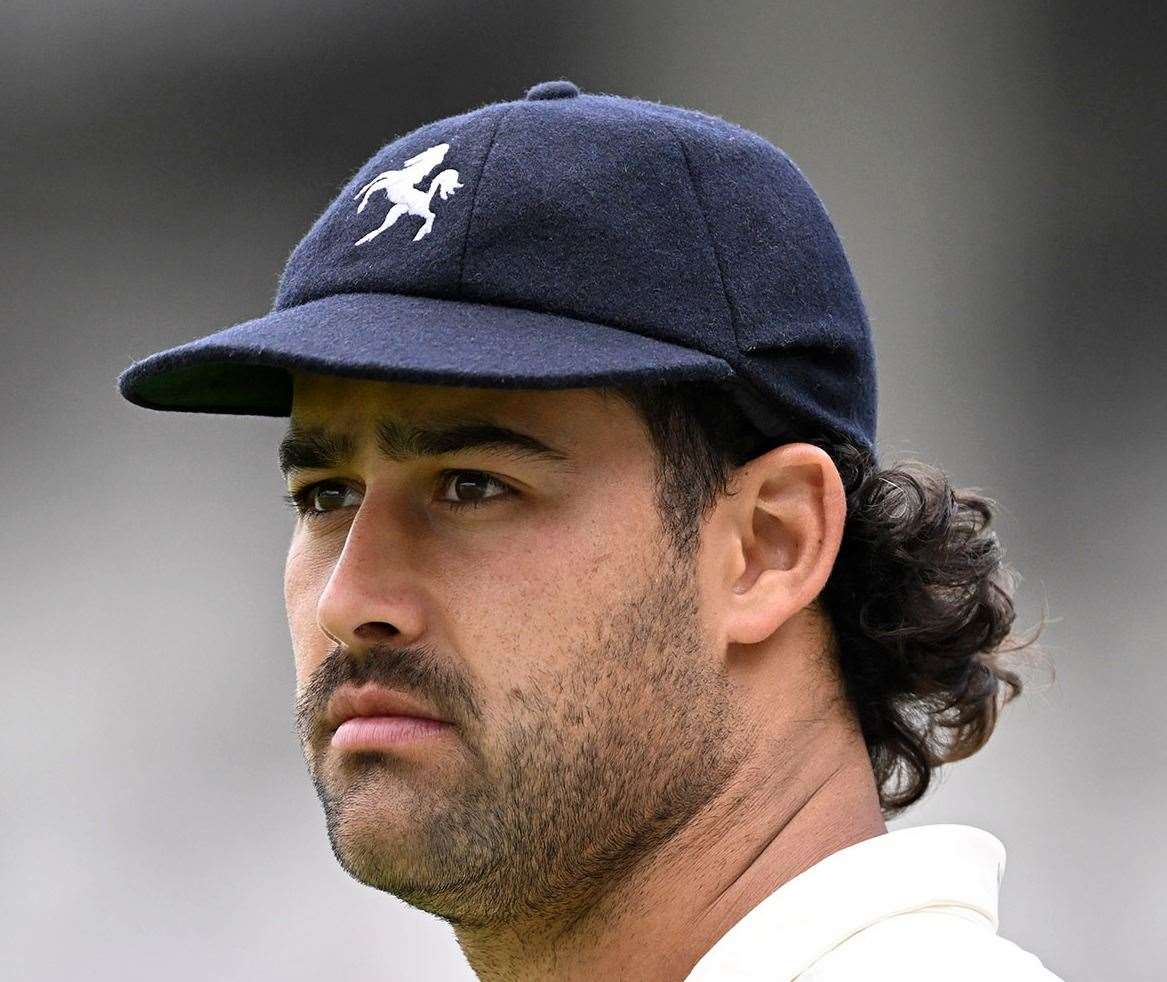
[722, 444, 846, 647]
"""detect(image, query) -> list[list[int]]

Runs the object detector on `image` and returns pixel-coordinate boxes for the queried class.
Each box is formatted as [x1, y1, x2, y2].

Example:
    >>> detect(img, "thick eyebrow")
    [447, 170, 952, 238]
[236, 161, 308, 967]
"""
[278, 415, 572, 479]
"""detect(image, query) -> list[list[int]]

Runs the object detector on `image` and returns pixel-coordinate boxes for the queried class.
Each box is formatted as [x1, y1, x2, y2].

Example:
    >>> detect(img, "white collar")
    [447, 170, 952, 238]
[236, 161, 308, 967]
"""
[683, 824, 1006, 981]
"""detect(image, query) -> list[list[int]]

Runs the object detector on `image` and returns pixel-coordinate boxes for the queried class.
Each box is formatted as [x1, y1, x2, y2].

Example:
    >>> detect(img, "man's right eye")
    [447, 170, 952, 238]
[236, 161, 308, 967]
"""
[282, 480, 358, 520]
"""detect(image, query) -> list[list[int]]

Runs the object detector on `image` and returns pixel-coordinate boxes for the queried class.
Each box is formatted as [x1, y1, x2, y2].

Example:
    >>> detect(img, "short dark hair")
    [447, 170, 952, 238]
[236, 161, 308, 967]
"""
[602, 379, 1045, 818]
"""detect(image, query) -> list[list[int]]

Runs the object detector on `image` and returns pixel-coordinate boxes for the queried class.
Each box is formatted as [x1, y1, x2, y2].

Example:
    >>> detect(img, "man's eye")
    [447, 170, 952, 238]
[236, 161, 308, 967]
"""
[436, 471, 514, 511]
[282, 471, 514, 521]
[282, 481, 359, 520]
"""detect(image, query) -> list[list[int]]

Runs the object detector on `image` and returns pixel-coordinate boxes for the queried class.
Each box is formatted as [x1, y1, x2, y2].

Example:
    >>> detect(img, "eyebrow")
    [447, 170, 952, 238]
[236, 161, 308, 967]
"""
[278, 415, 572, 479]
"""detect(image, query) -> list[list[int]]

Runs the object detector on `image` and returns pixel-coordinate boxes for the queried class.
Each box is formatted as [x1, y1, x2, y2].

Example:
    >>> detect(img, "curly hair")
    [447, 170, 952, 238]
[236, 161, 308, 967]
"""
[602, 379, 1045, 818]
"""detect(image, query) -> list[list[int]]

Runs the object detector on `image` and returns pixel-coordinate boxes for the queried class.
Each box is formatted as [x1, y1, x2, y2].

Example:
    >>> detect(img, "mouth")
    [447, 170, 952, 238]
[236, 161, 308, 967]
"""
[331, 714, 453, 751]
[325, 684, 454, 751]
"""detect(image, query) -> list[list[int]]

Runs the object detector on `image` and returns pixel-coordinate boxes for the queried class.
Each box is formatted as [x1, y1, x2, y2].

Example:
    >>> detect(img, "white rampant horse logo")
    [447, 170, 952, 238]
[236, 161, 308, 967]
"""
[352, 142, 463, 246]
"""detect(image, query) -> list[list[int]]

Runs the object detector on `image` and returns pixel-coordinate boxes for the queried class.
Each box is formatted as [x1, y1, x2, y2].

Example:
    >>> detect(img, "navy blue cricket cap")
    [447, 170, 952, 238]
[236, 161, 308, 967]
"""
[117, 78, 877, 454]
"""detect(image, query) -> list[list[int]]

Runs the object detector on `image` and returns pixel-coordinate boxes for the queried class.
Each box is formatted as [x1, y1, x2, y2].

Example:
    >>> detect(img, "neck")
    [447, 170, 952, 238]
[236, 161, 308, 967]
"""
[452, 722, 886, 982]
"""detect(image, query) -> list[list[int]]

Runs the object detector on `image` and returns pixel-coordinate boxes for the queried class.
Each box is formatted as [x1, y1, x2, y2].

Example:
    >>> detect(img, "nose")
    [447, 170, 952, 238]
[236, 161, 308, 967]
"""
[314, 495, 429, 652]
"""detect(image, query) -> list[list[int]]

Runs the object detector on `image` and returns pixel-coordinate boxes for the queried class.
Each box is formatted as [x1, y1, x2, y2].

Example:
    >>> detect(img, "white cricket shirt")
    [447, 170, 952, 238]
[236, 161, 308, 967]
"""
[683, 824, 1063, 981]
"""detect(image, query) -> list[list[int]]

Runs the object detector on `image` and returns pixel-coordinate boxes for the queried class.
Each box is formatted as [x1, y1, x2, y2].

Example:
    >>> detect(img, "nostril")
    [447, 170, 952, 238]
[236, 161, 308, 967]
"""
[354, 622, 400, 641]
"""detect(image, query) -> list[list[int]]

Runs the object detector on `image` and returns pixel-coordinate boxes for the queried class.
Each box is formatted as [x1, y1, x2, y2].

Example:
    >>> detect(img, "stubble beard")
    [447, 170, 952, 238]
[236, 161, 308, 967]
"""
[307, 539, 750, 936]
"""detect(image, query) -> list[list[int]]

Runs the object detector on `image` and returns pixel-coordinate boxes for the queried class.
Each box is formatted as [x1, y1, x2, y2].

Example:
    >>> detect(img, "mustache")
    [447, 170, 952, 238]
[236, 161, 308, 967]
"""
[296, 641, 481, 741]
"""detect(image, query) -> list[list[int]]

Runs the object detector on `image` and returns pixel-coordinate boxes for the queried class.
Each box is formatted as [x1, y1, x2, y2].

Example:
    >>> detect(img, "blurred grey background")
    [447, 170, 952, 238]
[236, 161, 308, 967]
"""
[3, 2, 1164, 980]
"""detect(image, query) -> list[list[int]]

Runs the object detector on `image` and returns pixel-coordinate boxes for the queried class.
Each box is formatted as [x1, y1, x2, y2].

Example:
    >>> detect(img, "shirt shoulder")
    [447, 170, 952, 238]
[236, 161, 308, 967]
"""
[797, 908, 1064, 982]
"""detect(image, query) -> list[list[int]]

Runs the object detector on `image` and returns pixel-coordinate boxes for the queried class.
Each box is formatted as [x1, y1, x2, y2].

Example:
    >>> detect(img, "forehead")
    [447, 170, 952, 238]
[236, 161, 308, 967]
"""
[289, 371, 635, 443]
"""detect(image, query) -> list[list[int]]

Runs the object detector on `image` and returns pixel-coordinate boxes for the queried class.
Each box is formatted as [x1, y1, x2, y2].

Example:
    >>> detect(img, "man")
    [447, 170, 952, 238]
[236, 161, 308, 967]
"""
[118, 79, 1060, 980]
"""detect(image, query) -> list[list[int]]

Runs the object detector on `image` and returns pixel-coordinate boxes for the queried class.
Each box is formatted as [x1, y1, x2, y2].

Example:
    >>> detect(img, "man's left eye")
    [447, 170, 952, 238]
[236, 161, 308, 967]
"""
[437, 470, 514, 510]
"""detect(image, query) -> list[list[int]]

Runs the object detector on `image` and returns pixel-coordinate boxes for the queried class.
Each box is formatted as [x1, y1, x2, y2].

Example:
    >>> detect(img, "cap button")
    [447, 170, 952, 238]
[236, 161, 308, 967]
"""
[525, 79, 580, 100]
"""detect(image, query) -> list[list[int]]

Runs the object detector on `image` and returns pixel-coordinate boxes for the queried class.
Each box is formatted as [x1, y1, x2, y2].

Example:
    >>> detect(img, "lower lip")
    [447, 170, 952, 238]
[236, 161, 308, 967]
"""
[331, 715, 452, 750]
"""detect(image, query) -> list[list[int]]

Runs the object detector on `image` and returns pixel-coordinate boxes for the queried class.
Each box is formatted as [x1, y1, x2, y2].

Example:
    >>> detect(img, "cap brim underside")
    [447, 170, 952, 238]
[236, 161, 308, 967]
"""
[117, 292, 737, 415]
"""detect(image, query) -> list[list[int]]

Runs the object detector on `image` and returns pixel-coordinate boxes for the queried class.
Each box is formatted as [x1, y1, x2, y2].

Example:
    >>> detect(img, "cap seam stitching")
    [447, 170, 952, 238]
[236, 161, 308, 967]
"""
[456, 104, 518, 294]
[655, 118, 742, 353]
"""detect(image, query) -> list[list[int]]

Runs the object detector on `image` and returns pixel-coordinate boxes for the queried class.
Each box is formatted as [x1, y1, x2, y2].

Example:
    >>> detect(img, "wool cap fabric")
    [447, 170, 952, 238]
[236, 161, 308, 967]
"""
[117, 78, 878, 454]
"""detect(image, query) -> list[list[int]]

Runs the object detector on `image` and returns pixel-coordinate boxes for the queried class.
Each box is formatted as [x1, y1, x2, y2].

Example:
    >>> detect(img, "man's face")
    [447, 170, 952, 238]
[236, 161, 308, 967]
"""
[283, 372, 750, 929]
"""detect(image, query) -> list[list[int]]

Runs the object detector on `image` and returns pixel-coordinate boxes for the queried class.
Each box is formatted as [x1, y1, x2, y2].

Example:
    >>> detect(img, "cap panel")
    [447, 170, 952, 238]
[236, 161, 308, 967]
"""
[274, 103, 517, 310]
[641, 102, 878, 448]
[638, 104, 871, 347]
[459, 95, 736, 360]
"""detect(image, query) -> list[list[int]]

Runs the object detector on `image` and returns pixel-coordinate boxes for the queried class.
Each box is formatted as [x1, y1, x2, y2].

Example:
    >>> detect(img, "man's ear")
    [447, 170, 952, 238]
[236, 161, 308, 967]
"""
[712, 443, 846, 647]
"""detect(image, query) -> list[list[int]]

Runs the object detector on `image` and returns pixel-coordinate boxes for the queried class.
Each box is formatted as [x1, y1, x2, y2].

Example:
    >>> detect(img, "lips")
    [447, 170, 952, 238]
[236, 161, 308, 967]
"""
[325, 684, 450, 732]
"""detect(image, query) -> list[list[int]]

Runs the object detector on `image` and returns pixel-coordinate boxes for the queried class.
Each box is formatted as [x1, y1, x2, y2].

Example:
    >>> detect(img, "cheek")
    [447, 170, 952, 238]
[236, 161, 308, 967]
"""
[449, 502, 654, 666]
[284, 532, 338, 600]
[284, 539, 311, 617]
[284, 539, 334, 676]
